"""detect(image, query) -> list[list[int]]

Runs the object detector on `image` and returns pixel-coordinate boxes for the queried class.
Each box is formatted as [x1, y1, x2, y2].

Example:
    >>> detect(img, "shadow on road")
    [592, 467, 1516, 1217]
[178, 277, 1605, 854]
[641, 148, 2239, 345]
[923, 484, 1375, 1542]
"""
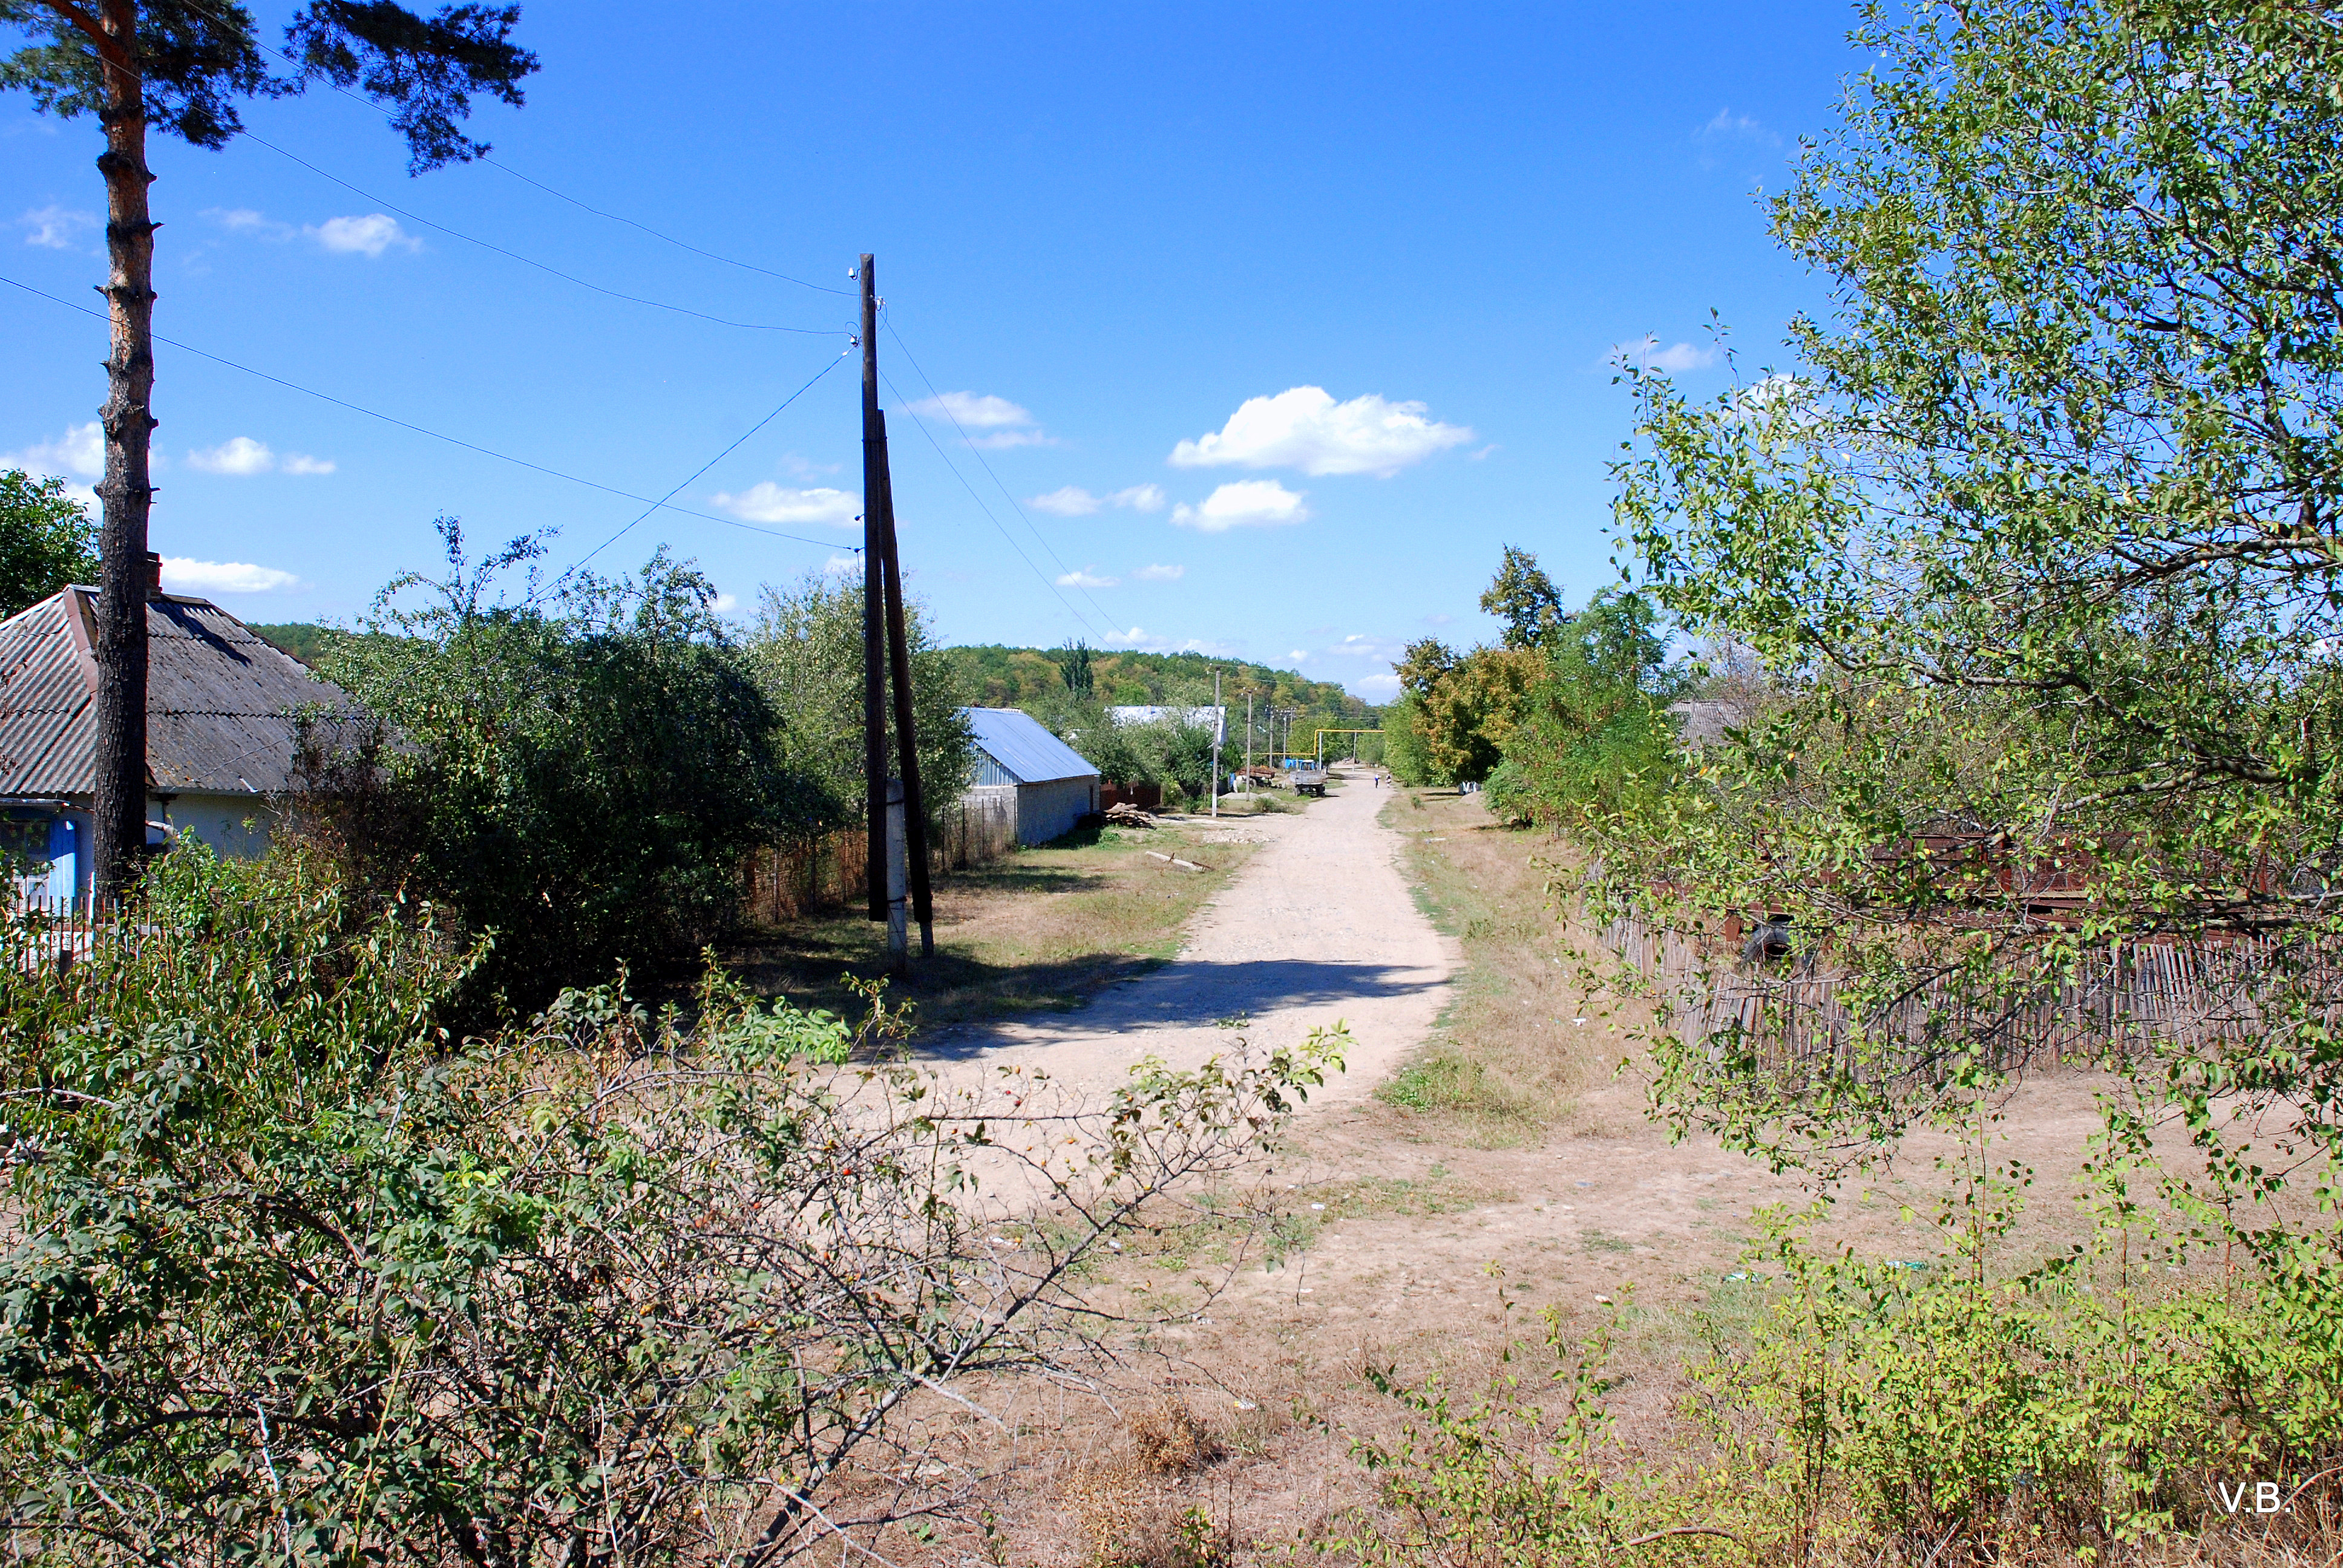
[922, 958, 1448, 1057]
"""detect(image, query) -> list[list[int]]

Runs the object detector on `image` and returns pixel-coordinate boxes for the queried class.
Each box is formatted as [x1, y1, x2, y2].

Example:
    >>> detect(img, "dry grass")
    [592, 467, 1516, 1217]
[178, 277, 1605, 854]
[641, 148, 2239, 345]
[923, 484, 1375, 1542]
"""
[1063, 1396, 1239, 1568]
[725, 821, 1258, 1034]
[1370, 788, 1613, 1144]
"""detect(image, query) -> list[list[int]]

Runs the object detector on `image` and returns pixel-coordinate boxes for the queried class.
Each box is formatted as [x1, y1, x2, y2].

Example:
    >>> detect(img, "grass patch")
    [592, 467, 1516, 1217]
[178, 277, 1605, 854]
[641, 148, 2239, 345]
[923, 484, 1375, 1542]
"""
[726, 824, 1256, 1034]
[1371, 789, 1602, 1144]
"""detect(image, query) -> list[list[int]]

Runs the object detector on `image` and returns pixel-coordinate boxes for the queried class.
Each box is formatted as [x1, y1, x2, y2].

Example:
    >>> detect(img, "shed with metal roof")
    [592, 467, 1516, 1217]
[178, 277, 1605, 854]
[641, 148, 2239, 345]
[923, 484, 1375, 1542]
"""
[0, 583, 364, 910]
[962, 706, 1099, 845]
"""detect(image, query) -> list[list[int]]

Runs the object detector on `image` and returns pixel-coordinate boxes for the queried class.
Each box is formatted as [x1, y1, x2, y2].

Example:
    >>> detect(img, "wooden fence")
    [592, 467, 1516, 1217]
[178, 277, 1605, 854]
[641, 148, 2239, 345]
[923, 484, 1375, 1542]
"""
[742, 791, 1020, 925]
[1600, 913, 2327, 1080]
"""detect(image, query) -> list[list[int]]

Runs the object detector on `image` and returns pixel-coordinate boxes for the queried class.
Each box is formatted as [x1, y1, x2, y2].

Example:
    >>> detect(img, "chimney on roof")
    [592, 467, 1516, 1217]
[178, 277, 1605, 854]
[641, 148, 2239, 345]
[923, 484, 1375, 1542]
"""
[146, 552, 163, 599]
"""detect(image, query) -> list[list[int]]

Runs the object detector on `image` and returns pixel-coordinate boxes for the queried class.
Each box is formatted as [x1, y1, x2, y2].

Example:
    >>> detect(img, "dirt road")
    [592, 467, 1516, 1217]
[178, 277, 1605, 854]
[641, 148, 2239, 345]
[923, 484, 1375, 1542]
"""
[928, 766, 1451, 1105]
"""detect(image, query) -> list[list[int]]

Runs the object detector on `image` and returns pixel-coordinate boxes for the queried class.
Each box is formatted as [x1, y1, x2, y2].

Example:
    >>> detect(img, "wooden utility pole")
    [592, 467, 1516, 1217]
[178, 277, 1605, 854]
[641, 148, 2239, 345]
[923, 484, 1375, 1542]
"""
[873, 412, 936, 955]
[860, 256, 888, 930]
[856, 255, 935, 967]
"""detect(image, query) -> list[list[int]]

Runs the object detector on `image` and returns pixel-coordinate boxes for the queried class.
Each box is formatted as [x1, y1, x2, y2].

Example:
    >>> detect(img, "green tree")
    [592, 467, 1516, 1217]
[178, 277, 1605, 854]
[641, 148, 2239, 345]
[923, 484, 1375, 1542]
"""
[1478, 544, 1564, 648]
[310, 523, 790, 1005]
[1607, 0, 2343, 1309]
[0, 467, 97, 616]
[1, 0, 536, 907]
[1054, 637, 1095, 697]
[1487, 589, 1687, 829]
[744, 569, 974, 847]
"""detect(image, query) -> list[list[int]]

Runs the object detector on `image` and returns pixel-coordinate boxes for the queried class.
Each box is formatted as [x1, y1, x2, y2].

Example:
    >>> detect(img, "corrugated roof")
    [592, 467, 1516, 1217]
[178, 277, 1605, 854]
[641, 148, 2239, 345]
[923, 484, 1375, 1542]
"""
[962, 706, 1098, 785]
[0, 587, 364, 799]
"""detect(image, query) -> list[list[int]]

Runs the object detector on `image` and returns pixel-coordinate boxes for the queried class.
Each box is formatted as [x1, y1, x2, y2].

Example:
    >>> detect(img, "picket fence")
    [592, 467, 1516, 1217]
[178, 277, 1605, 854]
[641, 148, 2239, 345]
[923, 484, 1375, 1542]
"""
[742, 791, 1019, 924]
[1599, 913, 2325, 1079]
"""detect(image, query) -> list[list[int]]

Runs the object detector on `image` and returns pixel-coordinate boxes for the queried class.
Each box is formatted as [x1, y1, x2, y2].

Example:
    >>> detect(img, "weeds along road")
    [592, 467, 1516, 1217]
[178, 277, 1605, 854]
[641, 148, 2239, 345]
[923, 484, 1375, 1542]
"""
[925, 765, 1454, 1111]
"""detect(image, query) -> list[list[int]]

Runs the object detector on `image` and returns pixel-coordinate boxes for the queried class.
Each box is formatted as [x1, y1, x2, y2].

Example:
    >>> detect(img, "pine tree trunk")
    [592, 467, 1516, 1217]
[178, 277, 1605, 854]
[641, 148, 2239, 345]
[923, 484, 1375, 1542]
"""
[90, 0, 153, 910]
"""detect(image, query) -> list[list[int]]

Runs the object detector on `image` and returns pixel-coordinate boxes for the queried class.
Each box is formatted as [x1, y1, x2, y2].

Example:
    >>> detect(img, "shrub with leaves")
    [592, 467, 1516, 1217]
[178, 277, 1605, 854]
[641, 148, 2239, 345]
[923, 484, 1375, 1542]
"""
[0, 846, 1344, 1564]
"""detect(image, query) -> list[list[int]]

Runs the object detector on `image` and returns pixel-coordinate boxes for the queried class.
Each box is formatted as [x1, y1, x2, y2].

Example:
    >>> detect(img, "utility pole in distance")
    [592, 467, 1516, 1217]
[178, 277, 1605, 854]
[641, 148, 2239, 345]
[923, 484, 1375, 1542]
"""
[1210, 670, 1222, 819]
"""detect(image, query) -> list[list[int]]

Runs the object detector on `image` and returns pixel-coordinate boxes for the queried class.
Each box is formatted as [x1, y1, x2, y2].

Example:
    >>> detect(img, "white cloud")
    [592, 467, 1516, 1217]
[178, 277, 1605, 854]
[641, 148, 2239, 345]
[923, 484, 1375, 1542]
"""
[1030, 482, 1166, 517]
[19, 204, 95, 249]
[709, 483, 860, 526]
[1700, 108, 1781, 146]
[1320, 633, 1404, 661]
[3, 421, 103, 479]
[1031, 486, 1103, 516]
[187, 437, 276, 475]
[307, 214, 420, 257]
[1170, 387, 1474, 478]
[1100, 625, 1243, 656]
[712, 592, 739, 613]
[905, 391, 1058, 449]
[1288, 649, 1309, 664]
[907, 391, 1030, 428]
[1055, 566, 1119, 589]
[183, 437, 333, 476]
[1614, 335, 1719, 373]
[206, 206, 296, 241]
[822, 554, 859, 577]
[1132, 563, 1184, 581]
[162, 557, 301, 594]
[1170, 479, 1311, 532]
[1352, 671, 1401, 698]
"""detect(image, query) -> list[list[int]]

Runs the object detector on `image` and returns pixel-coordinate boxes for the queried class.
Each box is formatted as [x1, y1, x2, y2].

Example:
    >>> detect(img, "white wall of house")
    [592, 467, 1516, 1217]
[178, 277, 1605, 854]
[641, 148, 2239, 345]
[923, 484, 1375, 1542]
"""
[1015, 777, 1099, 846]
[157, 793, 278, 860]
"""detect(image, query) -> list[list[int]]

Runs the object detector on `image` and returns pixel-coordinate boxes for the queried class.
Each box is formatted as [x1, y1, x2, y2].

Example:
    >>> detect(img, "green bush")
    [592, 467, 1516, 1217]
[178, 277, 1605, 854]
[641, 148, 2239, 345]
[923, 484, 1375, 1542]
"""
[0, 847, 1346, 1565]
[310, 525, 806, 1005]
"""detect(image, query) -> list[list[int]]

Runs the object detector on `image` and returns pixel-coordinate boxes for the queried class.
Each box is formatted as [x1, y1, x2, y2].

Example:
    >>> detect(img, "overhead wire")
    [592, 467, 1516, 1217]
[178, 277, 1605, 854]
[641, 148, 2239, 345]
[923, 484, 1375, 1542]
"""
[0, 273, 853, 554]
[874, 365, 1112, 640]
[238, 131, 844, 336]
[881, 314, 1123, 636]
[477, 157, 853, 297]
[564, 350, 850, 577]
[160, 0, 853, 318]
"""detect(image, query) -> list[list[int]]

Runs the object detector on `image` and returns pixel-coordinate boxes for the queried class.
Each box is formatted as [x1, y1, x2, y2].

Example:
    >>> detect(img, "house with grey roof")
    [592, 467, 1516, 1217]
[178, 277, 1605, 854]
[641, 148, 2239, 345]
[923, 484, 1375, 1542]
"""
[0, 567, 362, 911]
[963, 706, 1099, 845]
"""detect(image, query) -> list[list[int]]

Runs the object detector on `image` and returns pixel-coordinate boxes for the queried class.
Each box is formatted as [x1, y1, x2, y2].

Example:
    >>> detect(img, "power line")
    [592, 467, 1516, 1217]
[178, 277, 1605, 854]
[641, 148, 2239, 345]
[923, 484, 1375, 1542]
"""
[478, 157, 853, 298]
[876, 365, 1111, 639]
[566, 350, 850, 575]
[0, 272, 853, 554]
[238, 130, 845, 336]
[166, 0, 853, 304]
[881, 315, 1122, 636]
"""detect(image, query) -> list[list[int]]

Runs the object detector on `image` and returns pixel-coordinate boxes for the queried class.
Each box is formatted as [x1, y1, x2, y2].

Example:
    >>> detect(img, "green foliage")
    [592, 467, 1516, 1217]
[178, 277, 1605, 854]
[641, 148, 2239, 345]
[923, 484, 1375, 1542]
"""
[246, 620, 340, 665]
[0, 468, 96, 617]
[1055, 637, 1095, 697]
[0, 846, 1345, 1564]
[1320, 1298, 1748, 1567]
[1589, 0, 2343, 1356]
[741, 569, 974, 844]
[310, 521, 795, 1005]
[1486, 590, 1689, 831]
[1478, 544, 1565, 650]
[0, 0, 535, 170]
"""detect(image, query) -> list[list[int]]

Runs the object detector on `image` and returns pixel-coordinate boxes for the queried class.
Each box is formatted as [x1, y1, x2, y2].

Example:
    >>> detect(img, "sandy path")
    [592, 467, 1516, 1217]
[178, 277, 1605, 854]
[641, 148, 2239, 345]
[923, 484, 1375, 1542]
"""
[926, 767, 1452, 1106]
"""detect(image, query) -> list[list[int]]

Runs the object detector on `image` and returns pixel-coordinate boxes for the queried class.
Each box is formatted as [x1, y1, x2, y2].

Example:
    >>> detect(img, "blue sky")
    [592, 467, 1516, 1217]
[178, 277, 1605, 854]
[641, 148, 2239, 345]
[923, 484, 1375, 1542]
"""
[2, 1, 1858, 699]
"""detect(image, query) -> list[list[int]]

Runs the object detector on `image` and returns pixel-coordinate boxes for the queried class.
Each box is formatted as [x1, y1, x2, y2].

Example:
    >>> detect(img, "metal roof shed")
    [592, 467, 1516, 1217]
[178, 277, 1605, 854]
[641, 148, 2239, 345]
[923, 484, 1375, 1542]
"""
[962, 707, 1099, 845]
